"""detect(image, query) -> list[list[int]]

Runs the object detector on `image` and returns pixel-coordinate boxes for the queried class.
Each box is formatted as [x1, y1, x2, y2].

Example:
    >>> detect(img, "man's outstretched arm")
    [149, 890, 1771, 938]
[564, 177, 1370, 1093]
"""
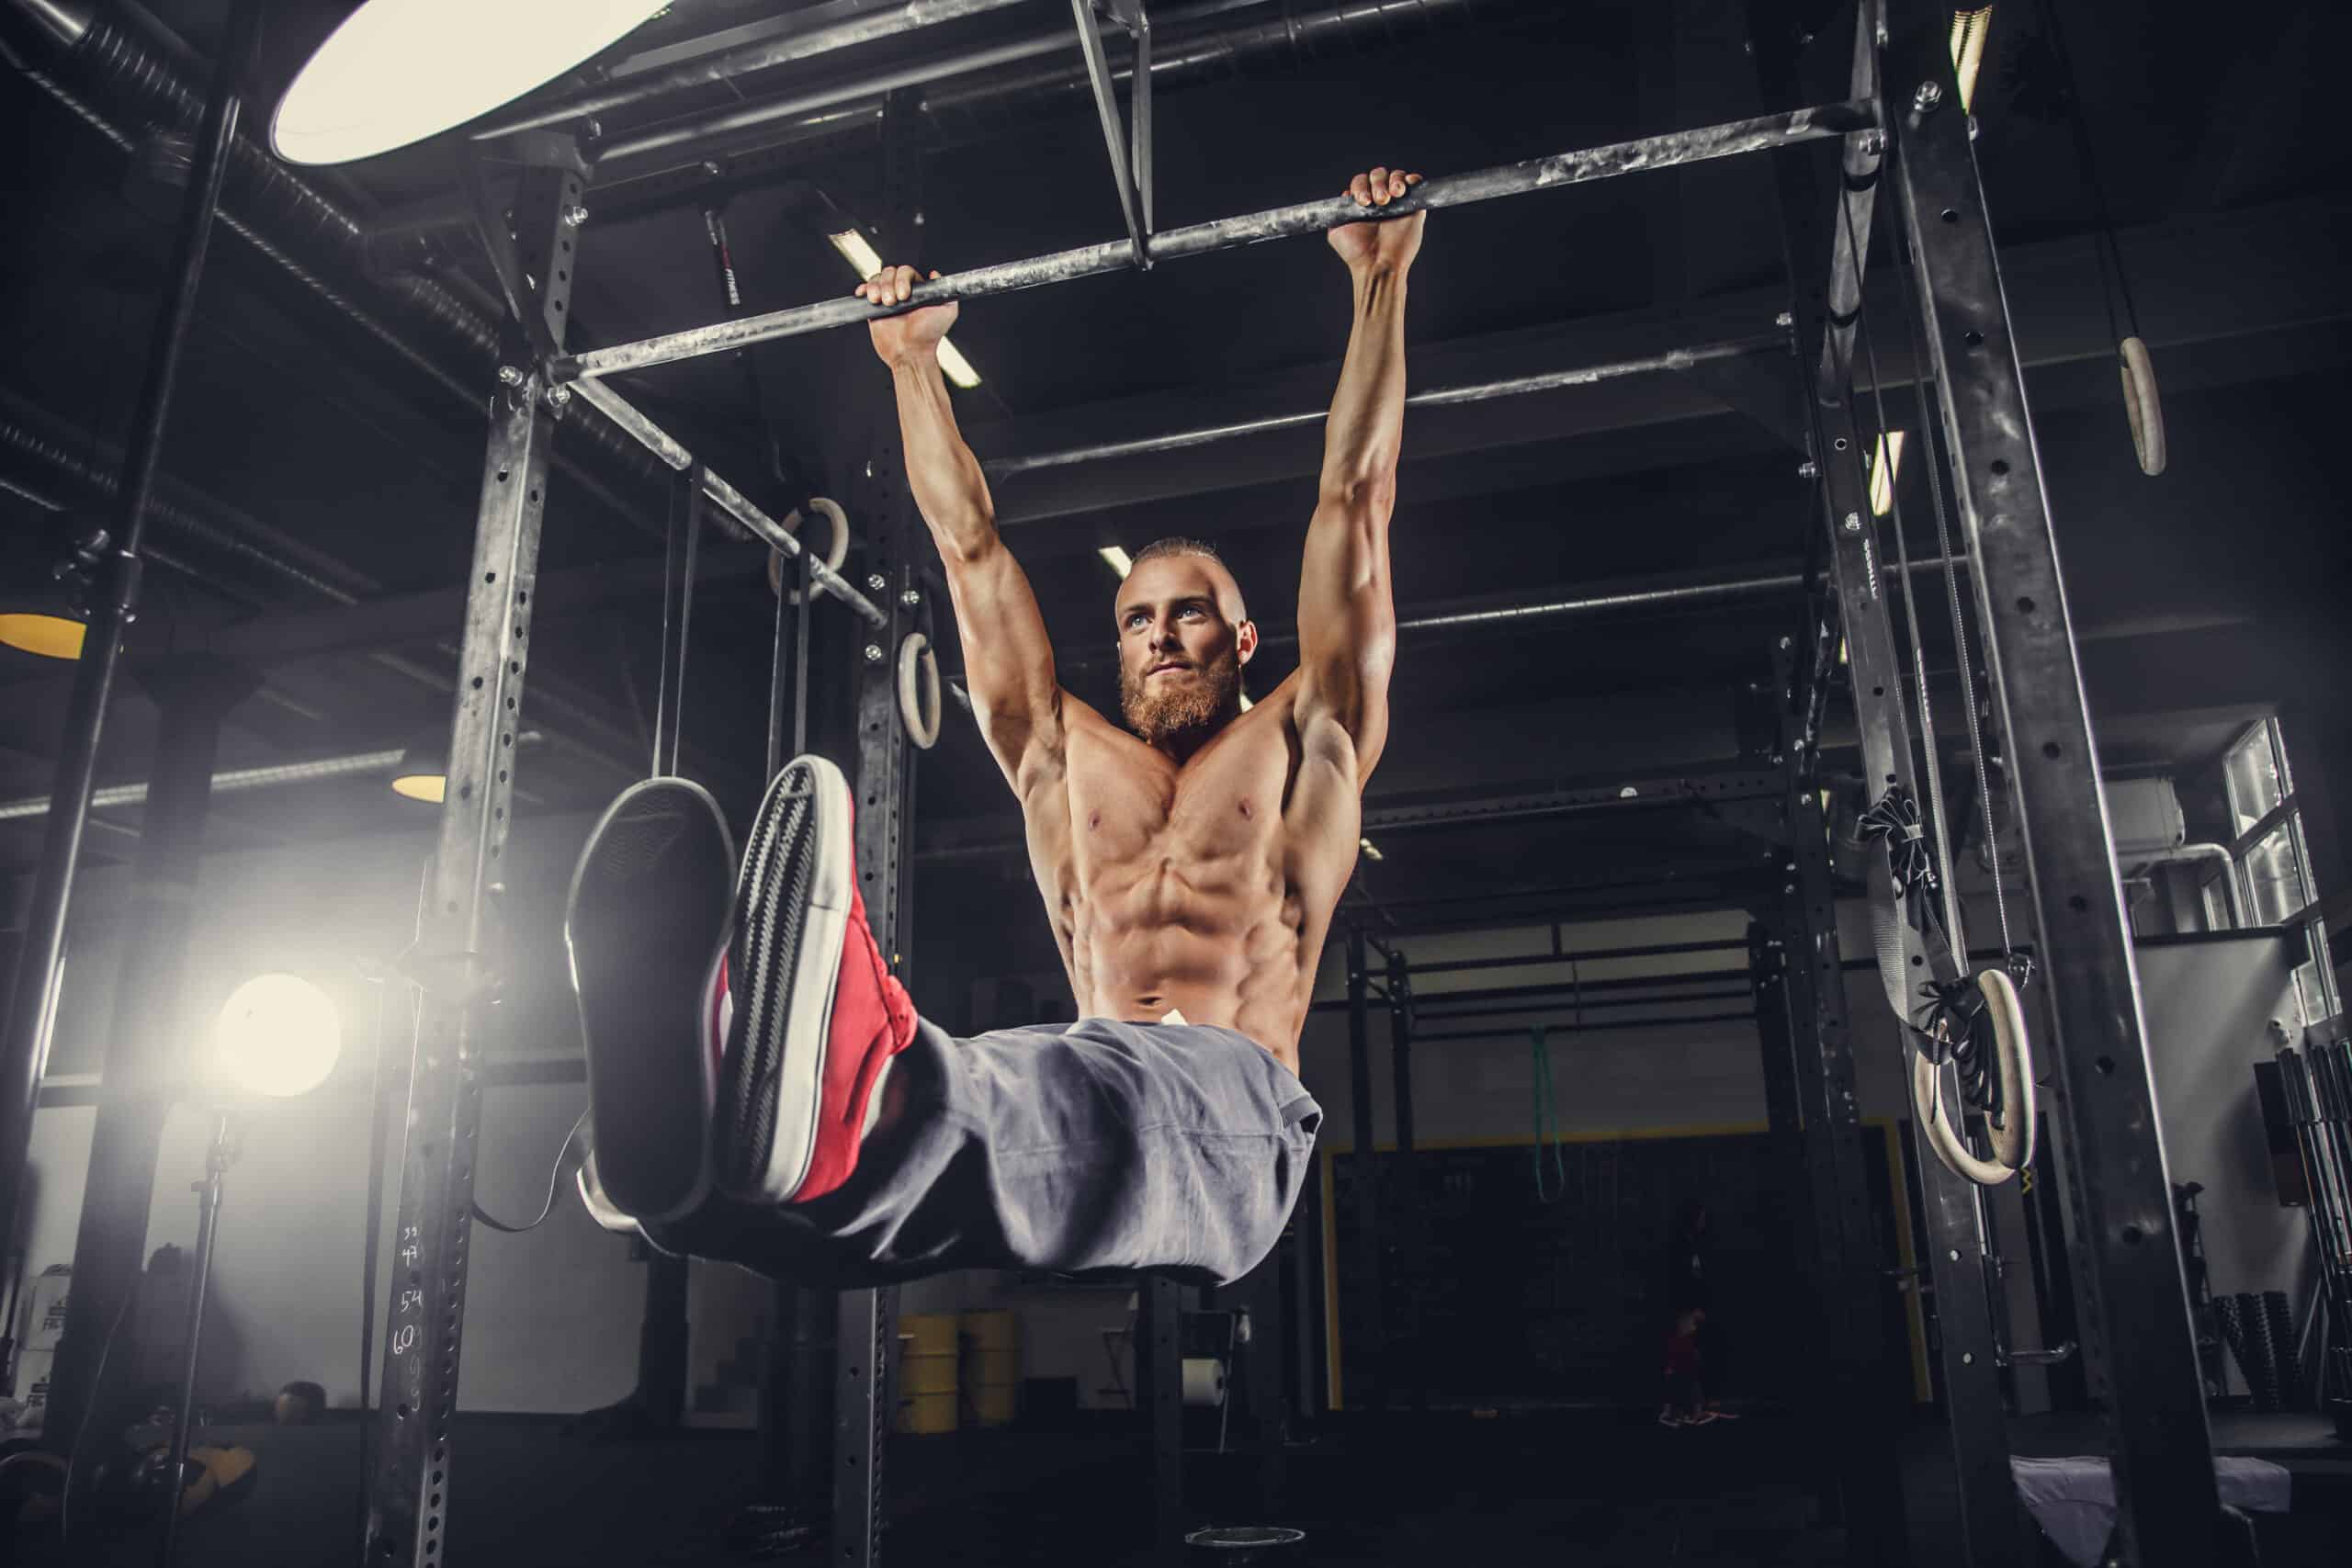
[1295, 166, 1422, 785]
[863, 265, 1064, 801]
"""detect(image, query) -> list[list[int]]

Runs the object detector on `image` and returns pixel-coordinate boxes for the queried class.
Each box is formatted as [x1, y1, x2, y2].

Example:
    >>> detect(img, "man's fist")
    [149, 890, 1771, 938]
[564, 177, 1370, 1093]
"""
[1328, 166, 1426, 275]
[859, 264, 959, 367]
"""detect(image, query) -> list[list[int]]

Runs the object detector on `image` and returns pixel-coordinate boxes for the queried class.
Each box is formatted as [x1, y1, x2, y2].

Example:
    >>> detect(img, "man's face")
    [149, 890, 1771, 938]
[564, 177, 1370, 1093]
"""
[1114, 553, 1255, 748]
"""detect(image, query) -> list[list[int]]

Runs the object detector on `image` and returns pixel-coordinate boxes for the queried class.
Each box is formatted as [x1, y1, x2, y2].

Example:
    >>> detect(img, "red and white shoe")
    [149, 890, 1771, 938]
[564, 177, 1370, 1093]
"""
[565, 777, 737, 1224]
[715, 754, 916, 1204]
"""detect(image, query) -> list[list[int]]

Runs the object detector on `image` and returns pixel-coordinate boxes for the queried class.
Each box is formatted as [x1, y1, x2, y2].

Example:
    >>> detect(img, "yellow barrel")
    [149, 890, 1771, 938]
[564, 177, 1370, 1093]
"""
[896, 1314, 961, 1434]
[959, 1310, 1020, 1427]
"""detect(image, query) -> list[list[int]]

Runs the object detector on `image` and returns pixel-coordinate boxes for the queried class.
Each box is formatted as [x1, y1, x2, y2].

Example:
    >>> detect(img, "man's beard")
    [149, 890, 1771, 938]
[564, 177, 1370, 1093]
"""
[1120, 649, 1243, 749]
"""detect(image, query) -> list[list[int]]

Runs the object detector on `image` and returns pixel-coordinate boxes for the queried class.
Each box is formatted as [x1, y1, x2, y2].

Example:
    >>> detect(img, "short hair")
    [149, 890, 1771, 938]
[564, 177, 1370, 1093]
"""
[1125, 536, 1245, 623]
[1132, 536, 1222, 568]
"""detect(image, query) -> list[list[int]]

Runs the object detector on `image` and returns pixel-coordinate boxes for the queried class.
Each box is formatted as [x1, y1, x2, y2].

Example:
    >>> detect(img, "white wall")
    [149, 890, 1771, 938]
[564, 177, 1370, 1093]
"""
[2133, 934, 2311, 1303]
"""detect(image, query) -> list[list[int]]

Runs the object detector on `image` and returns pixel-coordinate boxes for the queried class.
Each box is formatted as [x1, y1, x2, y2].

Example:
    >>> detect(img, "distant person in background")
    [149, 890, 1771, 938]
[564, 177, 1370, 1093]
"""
[1664, 1201, 1737, 1423]
[1668, 1201, 1712, 1314]
[1659, 1306, 1713, 1427]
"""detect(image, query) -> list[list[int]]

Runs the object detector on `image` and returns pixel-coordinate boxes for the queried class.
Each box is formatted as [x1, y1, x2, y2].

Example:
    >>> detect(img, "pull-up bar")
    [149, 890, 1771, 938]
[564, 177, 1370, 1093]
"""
[556, 99, 1875, 384]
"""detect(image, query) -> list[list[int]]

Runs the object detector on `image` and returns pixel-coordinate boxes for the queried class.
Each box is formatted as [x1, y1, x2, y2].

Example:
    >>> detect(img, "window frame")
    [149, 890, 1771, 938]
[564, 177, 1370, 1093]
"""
[2222, 718, 2339, 1025]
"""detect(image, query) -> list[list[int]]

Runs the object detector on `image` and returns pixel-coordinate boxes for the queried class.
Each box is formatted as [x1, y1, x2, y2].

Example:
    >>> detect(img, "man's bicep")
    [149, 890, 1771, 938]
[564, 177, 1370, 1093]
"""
[941, 541, 1068, 787]
[1294, 492, 1397, 752]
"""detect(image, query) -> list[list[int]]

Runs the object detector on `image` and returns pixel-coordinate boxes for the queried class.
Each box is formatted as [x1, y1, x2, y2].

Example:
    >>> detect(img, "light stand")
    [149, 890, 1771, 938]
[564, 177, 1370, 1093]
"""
[156, 1111, 237, 1568]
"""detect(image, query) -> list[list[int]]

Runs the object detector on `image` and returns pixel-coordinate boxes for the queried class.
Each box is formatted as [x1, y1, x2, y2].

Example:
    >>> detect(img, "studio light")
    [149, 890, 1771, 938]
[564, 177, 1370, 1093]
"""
[212, 973, 344, 1099]
[390, 726, 449, 803]
[271, 0, 673, 166]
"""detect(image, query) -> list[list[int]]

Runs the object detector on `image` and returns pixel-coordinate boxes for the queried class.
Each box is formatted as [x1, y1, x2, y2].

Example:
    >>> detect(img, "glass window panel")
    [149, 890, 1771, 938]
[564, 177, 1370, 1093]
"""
[2244, 815, 2312, 925]
[2224, 724, 2285, 838]
[2294, 919, 2339, 1026]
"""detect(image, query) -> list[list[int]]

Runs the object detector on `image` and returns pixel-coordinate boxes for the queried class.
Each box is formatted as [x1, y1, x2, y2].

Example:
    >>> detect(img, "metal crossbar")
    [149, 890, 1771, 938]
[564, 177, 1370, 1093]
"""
[570, 378, 888, 629]
[557, 101, 1876, 383]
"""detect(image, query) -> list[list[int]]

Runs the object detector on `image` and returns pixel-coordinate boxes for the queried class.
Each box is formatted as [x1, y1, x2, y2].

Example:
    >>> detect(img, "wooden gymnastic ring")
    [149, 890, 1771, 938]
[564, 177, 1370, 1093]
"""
[2120, 336, 2165, 477]
[1912, 967, 2034, 1186]
[898, 633, 941, 750]
[765, 496, 851, 603]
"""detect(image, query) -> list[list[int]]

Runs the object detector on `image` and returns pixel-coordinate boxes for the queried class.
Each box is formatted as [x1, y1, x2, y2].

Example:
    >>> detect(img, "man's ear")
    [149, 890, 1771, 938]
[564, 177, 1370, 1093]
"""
[1235, 618, 1259, 663]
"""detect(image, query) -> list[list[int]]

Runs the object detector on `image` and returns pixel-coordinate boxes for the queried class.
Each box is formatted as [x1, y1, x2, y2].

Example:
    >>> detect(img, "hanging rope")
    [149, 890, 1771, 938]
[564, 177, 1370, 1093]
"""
[1532, 1026, 1566, 1202]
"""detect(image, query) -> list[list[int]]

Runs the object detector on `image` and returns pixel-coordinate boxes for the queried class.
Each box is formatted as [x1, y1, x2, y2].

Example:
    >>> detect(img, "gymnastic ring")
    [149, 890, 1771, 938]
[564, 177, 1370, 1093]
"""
[2120, 335, 2165, 477]
[1977, 965, 2035, 1172]
[898, 632, 941, 750]
[765, 496, 851, 603]
[1912, 968, 2034, 1186]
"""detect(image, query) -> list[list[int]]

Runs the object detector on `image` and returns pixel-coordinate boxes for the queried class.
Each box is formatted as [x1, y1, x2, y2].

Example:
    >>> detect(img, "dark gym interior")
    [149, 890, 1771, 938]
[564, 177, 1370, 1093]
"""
[1, 2, 2348, 1564]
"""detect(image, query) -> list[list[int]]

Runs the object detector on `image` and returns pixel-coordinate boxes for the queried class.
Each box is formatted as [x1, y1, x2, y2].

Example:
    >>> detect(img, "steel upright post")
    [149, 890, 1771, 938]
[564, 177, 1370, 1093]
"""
[1773, 630, 1906, 1558]
[1885, 4, 2217, 1556]
[1343, 930, 1383, 1408]
[42, 659, 255, 1456]
[1384, 951, 1425, 1412]
[361, 153, 586, 1568]
[834, 480, 922, 1568]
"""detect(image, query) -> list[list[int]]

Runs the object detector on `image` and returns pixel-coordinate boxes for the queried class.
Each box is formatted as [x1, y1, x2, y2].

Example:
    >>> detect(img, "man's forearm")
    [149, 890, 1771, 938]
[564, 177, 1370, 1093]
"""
[888, 354, 998, 560]
[1319, 264, 1409, 498]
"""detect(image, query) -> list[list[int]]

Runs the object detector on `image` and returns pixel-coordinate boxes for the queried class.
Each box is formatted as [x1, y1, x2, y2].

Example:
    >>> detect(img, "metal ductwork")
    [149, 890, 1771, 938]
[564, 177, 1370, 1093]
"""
[0, 397, 661, 784]
[920, 0, 1486, 141]
[386, 0, 1507, 243]
[1, 0, 668, 513]
[0, 390, 375, 607]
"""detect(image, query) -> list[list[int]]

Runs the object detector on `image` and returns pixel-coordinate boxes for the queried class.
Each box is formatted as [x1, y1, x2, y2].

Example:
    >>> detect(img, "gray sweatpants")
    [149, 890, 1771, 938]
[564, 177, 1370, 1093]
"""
[647, 1017, 1323, 1288]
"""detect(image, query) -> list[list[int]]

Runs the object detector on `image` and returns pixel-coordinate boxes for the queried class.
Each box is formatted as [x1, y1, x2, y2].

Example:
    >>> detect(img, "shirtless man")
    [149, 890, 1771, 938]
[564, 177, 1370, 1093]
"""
[567, 164, 1424, 1286]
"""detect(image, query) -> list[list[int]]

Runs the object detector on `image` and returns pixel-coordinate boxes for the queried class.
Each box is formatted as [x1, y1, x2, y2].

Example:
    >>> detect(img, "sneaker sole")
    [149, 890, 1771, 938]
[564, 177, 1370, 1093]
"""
[716, 755, 853, 1203]
[565, 777, 735, 1224]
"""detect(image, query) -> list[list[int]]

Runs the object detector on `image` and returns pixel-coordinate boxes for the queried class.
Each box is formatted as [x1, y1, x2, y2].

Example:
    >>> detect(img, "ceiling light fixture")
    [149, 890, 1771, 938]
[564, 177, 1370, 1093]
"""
[272, 0, 672, 165]
[827, 229, 984, 389]
[1869, 431, 1906, 518]
[1098, 546, 1134, 578]
[0, 607, 87, 662]
[1951, 8, 1995, 116]
[390, 725, 450, 803]
[1359, 838, 1384, 862]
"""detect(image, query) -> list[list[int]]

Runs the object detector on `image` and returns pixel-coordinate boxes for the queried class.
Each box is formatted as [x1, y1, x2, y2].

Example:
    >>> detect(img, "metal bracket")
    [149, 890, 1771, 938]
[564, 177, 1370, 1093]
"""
[460, 151, 563, 365]
[469, 127, 592, 175]
[1070, 0, 1153, 267]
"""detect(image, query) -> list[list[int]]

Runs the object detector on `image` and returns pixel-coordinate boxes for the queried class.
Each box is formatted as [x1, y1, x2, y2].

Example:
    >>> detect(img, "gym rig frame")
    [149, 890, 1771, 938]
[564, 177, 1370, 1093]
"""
[0, 2, 2217, 1564]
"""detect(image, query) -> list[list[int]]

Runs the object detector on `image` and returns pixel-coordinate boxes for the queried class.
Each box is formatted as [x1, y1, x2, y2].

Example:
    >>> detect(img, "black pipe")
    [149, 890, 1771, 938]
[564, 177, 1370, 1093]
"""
[0, 0, 257, 1309]
[1410, 1010, 1759, 1045]
[1344, 929, 1383, 1410]
[1410, 986, 1756, 1023]
[1310, 966, 1752, 1014]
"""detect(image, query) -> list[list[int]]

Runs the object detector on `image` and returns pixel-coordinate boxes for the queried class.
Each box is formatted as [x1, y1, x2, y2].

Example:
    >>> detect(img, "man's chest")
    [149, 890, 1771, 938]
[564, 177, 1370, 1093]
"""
[1062, 726, 1295, 875]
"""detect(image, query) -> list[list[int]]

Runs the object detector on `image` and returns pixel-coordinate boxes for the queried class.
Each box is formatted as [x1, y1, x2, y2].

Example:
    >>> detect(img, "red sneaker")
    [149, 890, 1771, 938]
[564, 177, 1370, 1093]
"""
[715, 754, 916, 1204]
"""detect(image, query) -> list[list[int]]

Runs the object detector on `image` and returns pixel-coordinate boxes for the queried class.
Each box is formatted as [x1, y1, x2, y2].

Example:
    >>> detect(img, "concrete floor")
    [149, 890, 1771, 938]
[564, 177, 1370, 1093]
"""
[9, 1404, 2347, 1566]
